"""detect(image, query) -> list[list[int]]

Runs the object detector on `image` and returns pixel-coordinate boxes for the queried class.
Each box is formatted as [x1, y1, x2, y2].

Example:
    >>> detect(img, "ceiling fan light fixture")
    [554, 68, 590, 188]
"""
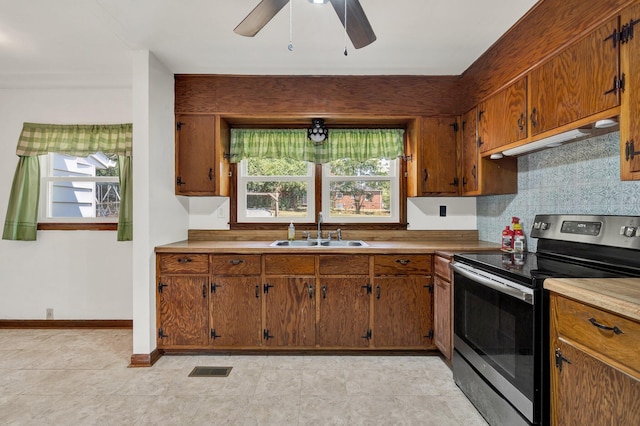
[308, 0, 329, 4]
[308, 118, 329, 143]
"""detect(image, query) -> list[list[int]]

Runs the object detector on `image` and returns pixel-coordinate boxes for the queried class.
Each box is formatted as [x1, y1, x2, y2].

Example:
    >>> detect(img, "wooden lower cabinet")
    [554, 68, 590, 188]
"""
[318, 276, 371, 347]
[157, 275, 210, 348]
[209, 277, 261, 347]
[263, 277, 316, 347]
[156, 252, 437, 351]
[549, 293, 640, 425]
[373, 276, 433, 348]
[433, 254, 453, 360]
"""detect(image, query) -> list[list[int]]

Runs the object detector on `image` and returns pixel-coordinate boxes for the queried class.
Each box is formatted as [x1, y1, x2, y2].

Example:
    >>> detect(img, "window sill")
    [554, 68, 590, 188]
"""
[37, 223, 118, 231]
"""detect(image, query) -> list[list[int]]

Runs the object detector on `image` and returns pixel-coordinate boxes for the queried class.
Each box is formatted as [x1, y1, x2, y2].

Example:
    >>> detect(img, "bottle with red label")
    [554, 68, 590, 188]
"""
[501, 224, 514, 251]
[512, 217, 526, 252]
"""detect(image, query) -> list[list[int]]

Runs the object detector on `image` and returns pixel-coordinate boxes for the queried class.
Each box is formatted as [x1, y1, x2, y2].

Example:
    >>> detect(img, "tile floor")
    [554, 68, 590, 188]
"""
[0, 329, 488, 425]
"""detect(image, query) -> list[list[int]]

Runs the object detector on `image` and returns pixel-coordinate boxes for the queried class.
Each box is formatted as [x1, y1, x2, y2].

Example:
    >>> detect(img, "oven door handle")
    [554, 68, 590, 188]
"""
[451, 262, 534, 305]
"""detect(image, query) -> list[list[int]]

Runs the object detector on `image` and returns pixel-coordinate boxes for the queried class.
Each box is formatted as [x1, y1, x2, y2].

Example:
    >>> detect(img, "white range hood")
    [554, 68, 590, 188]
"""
[501, 128, 591, 156]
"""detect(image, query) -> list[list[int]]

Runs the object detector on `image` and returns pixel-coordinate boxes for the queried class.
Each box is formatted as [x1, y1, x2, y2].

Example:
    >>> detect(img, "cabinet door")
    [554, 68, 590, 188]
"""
[420, 117, 459, 195]
[209, 277, 262, 347]
[264, 277, 316, 347]
[373, 276, 433, 348]
[175, 114, 216, 195]
[318, 277, 371, 348]
[461, 108, 478, 194]
[620, 2, 640, 179]
[530, 18, 619, 136]
[157, 275, 209, 347]
[478, 77, 527, 153]
[551, 339, 640, 426]
[433, 275, 452, 360]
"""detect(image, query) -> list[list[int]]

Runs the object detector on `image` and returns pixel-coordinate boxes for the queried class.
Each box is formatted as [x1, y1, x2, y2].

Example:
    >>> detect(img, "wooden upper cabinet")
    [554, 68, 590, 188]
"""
[460, 108, 478, 194]
[175, 114, 230, 196]
[478, 77, 527, 153]
[419, 117, 460, 195]
[620, 2, 640, 180]
[529, 18, 620, 137]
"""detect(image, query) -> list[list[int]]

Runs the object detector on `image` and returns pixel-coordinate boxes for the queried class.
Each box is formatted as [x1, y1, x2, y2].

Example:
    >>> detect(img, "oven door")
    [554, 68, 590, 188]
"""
[451, 261, 537, 423]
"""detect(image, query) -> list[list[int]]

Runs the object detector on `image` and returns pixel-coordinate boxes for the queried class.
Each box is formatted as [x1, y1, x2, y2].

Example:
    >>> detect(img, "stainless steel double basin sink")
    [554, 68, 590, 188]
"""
[270, 239, 369, 247]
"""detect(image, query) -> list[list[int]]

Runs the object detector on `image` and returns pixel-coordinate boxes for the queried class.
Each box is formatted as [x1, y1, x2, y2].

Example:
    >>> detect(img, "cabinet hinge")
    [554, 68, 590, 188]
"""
[176, 121, 184, 131]
[211, 329, 221, 339]
[263, 283, 274, 294]
[449, 177, 459, 187]
[158, 282, 168, 293]
[362, 283, 373, 294]
[450, 122, 459, 132]
[625, 140, 640, 161]
[424, 284, 434, 294]
[424, 330, 433, 340]
[604, 74, 625, 96]
[605, 17, 640, 48]
[263, 329, 274, 340]
[211, 283, 219, 293]
[158, 328, 168, 339]
[176, 176, 186, 186]
[361, 329, 372, 340]
[554, 348, 572, 371]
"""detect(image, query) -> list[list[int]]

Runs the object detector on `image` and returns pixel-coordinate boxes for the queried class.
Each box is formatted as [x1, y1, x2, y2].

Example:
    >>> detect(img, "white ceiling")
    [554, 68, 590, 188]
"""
[0, 0, 538, 88]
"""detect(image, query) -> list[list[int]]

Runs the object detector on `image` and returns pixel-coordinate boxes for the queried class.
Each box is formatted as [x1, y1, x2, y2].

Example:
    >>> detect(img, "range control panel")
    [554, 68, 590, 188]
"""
[531, 214, 640, 250]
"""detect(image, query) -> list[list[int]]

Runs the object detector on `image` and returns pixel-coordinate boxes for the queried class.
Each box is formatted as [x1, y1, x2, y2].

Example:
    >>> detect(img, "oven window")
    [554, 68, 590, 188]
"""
[454, 272, 535, 400]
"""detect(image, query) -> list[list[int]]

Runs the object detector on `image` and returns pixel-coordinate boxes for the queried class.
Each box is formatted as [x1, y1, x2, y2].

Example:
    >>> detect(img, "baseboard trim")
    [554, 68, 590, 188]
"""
[129, 349, 162, 368]
[0, 319, 132, 329]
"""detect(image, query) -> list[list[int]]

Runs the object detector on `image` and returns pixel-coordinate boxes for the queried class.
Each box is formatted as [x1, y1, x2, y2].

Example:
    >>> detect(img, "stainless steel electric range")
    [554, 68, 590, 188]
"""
[451, 214, 640, 426]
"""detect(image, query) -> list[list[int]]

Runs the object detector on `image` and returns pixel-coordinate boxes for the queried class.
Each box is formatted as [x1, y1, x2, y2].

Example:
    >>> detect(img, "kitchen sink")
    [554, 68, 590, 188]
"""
[270, 239, 369, 247]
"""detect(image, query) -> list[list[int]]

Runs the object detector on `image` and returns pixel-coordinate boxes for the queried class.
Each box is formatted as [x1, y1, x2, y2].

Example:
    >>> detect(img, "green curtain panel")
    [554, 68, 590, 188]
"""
[3, 122, 133, 241]
[230, 128, 404, 163]
[2, 156, 40, 241]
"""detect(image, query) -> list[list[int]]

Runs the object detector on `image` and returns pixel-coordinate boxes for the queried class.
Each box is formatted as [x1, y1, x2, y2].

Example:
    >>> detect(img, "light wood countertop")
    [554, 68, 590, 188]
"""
[155, 239, 500, 255]
[544, 278, 640, 322]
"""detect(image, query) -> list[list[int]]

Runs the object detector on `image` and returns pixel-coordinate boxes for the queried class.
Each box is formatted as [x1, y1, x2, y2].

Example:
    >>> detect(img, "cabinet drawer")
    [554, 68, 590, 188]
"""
[211, 255, 261, 275]
[264, 255, 315, 275]
[434, 255, 452, 281]
[319, 255, 369, 275]
[373, 255, 432, 275]
[158, 254, 209, 274]
[554, 295, 640, 376]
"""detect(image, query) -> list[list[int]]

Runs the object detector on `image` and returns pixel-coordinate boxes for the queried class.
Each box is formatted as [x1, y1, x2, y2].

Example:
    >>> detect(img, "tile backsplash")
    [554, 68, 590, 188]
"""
[477, 131, 640, 251]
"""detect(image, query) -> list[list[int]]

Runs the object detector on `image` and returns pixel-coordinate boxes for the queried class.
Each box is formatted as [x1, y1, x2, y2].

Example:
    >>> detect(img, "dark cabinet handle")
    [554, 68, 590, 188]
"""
[177, 258, 192, 263]
[322, 285, 327, 299]
[308, 284, 314, 299]
[229, 259, 244, 265]
[462, 176, 468, 186]
[517, 113, 525, 131]
[255, 285, 259, 299]
[396, 259, 411, 265]
[471, 165, 477, 180]
[202, 283, 206, 298]
[376, 285, 381, 300]
[423, 168, 429, 183]
[208, 168, 213, 181]
[588, 317, 624, 334]
[530, 107, 538, 128]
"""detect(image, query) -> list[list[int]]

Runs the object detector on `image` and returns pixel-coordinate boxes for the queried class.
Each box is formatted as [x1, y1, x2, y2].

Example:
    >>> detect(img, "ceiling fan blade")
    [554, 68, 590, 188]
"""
[234, 0, 290, 37]
[329, 0, 376, 49]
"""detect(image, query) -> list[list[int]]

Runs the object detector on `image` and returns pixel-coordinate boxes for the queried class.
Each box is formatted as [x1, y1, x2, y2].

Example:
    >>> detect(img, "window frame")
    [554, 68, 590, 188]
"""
[38, 152, 120, 226]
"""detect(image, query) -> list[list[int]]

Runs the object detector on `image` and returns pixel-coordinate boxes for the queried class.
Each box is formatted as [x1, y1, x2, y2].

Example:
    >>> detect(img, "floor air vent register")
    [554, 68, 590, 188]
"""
[188, 366, 233, 377]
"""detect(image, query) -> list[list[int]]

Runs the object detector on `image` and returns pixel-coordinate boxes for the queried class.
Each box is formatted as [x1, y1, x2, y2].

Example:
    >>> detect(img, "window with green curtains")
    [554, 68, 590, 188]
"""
[2, 122, 133, 241]
[230, 128, 405, 163]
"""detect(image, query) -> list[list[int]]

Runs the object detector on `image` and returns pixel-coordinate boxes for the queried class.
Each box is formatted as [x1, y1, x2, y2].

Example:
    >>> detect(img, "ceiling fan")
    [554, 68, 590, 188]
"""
[234, 0, 377, 49]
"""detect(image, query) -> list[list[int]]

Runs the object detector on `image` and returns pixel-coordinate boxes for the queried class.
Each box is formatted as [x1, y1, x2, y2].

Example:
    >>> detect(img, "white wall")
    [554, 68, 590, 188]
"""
[0, 87, 133, 319]
[132, 51, 189, 355]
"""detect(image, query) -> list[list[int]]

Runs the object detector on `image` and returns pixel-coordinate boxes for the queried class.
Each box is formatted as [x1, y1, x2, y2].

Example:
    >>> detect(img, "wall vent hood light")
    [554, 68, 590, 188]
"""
[501, 128, 592, 156]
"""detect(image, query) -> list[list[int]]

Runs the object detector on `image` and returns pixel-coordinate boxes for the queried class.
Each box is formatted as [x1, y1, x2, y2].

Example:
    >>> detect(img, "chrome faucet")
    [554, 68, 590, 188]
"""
[317, 211, 323, 240]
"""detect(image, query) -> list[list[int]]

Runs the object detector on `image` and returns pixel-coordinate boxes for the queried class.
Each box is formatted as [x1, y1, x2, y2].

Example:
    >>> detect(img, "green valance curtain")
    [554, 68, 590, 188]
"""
[2, 123, 133, 241]
[230, 128, 405, 163]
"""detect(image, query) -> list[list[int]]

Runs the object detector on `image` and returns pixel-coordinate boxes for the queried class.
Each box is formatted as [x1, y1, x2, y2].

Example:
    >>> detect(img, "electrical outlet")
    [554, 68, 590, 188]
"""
[46, 308, 54, 320]
[439, 205, 447, 217]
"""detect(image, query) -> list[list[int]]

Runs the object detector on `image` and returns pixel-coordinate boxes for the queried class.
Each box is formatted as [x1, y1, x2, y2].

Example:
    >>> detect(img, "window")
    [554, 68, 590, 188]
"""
[237, 157, 315, 223]
[323, 158, 399, 223]
[39, 152, 120, 223]
[236, 157, 400, 224]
